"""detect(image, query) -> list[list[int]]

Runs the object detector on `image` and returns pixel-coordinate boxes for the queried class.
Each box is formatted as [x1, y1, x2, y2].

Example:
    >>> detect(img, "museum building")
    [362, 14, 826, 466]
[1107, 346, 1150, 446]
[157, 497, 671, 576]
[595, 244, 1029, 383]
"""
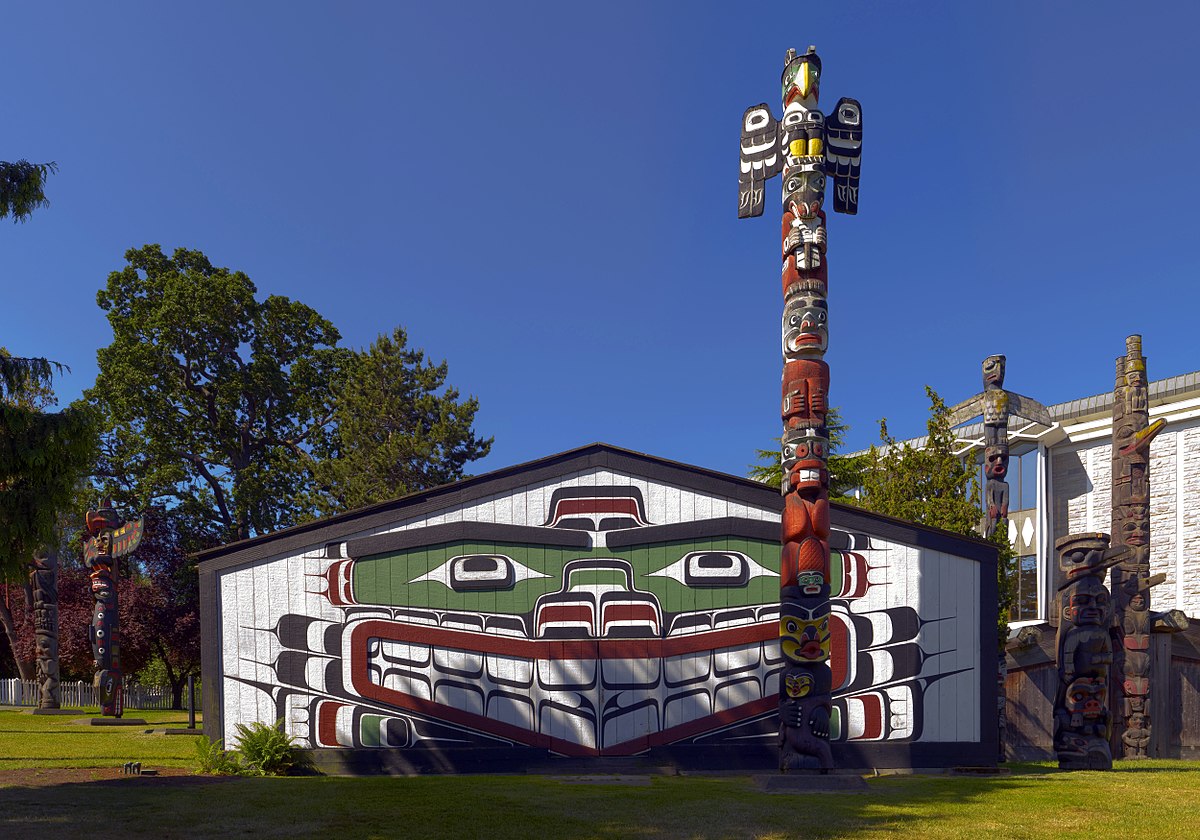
[195, 443, 997, 772]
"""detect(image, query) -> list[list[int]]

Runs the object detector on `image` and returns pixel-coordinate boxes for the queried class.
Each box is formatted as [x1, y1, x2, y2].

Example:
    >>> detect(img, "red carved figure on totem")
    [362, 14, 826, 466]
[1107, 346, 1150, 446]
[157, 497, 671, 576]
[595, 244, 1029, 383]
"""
[739, 44, 861, 772]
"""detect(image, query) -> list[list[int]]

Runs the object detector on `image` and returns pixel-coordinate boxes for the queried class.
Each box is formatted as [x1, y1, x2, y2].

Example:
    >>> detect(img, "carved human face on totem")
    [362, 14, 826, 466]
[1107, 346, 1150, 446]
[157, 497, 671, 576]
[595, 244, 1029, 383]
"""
[97, 533, 112, 559]
[984, 445, 1009, 481]
[1119, 514, 1149, 547]
[1058, 540, 1119, 580]
[784, 671, 813, 698]
[783, 167, 825, 218]
[1065, 677, 1106, 721]
[782, 289, 828, 358]
[782, 664, 829, 699]
[782, 426, 829, 486]
[1061, 577, 1110, 626]
[780, 602, 830, 664]
[795, 570, 826, 597]
[982, 355, 1006, 390]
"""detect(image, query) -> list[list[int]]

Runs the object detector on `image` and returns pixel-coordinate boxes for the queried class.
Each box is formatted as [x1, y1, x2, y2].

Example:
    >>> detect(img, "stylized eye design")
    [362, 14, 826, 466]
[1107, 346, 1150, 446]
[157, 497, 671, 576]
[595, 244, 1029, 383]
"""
[409, 554, 550, 592]
[744, 107, 771, 132]
[646, 551, 776, 588]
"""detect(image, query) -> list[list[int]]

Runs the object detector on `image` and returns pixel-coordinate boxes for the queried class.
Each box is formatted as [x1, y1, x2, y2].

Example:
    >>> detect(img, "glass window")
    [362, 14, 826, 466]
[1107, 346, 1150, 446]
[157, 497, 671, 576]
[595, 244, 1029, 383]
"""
[1009, 554, 1038, 622]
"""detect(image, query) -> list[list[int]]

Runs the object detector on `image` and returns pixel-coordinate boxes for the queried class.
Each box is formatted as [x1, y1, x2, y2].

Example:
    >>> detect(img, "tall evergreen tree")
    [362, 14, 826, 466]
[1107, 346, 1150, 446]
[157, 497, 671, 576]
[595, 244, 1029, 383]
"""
[853, 387, 1015, 646]
[312, 328, 492, 513]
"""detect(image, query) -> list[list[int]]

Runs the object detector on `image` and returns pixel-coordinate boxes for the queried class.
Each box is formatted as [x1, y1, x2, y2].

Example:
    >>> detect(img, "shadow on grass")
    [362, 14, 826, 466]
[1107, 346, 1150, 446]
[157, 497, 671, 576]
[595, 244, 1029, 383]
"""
[0, 767, 1162, 840]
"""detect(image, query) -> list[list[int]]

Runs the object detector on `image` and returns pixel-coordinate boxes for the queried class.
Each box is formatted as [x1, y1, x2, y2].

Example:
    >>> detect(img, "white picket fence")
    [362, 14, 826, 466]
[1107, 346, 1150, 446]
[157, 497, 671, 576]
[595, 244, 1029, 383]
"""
[0, 678, 176, 710]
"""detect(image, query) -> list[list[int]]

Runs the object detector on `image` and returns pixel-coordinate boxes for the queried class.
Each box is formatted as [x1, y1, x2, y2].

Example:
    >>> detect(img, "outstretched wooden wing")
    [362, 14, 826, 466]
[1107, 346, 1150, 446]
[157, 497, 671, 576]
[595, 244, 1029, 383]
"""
[739, 103, 783, 219]
[1004, 392, 1052, 426]
[945, 394, 985, 429]
[824, 97, 862, 215]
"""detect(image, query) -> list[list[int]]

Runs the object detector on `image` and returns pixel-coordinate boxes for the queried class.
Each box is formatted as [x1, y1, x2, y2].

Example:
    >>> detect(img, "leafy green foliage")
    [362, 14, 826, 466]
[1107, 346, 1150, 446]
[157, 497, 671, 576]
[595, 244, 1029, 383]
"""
[749, 406, 868, 500]
[89, 246, 491, 543]
[312, 327, 492, 513]
[90, 245, 345, 542]
[193, 735, 243, 775]
[854, 387, 1015, 647]
[0, 349, 98, 579]
[232, 719, 310, 776]
[0, 160, 57, 222]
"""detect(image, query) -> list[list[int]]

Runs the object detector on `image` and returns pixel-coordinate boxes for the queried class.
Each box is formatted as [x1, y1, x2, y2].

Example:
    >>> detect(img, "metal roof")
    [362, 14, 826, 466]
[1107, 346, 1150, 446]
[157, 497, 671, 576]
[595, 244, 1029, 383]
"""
[852, 368, 1200, 455]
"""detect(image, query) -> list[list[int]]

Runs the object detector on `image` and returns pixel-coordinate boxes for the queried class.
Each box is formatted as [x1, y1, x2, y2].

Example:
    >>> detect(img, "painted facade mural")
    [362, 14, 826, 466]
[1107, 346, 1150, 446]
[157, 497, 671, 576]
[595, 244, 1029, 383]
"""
[82, 499, 144, 718]
[1109, 335, 1187, 757]
[738, 44, 862, 771]
[210, 461, 987, 763]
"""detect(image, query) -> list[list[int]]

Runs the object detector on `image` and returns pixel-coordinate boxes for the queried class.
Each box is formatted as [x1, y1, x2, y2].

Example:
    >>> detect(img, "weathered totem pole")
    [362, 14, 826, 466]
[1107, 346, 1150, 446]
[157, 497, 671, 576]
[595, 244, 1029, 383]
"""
[946, 357, 1050, 760]
[1053, 533, 1128, 770]
[1109, 335, 1187, 757]
[30, 547, 61, 709]
[82, 499, 144, 718]
[738, 45, 862, 771]
[946, 355, 1051, 539]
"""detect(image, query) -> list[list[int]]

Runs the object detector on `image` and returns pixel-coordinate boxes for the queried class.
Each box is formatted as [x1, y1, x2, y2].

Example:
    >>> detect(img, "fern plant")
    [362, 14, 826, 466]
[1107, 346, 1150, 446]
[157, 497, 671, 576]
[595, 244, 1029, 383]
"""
[233, 719, 307, 776]
[193, 735, 243, 775]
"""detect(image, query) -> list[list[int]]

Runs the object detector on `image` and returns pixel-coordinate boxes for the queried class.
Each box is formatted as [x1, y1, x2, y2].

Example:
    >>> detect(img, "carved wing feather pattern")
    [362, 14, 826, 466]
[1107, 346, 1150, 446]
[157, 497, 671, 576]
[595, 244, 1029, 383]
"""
[739, 104, 783, 219]
[945, 395, 986, 429]
[824, 97, 862, 215]
[1004, 393, 1052, 426]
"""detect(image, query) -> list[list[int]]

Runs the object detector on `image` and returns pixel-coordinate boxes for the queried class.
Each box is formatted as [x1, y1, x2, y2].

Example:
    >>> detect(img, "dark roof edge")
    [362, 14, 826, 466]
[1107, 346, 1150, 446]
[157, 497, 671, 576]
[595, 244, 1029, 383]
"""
[194, 443, 996, 574]
[193, 442, 781, 566]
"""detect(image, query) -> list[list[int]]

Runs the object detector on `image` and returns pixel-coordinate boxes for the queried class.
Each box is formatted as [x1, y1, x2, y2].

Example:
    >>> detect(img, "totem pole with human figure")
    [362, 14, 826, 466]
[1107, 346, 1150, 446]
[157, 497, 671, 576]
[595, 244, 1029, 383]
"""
[1109, 335, 1187, 757]
[83, 499, 144, 717]
[738, 45, 862, 771]
[946, 356, 1051, 539]
[1053, 532, 1128, 770]
[30, 548, 61, 709]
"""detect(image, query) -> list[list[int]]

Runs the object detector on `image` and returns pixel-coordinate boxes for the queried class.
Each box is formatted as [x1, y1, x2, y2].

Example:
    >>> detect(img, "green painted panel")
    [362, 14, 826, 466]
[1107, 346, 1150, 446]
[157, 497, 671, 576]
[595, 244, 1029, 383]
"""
[351, 536, 781, 614]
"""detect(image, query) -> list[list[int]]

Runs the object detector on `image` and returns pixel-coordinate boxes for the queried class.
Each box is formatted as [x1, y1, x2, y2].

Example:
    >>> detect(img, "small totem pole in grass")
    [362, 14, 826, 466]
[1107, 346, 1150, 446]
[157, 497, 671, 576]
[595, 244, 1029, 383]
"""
[30, 548, 61, 709]
[1054, 533, 1128, 770]
[83, 499, 144, 717]
[1109, 335, 1188, 757]
[738, 45, 862, 771]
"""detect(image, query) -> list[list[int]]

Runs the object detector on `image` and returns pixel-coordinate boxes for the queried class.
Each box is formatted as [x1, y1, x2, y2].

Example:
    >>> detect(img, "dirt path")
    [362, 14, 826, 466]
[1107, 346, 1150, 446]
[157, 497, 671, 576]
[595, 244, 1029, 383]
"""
[0, 767, 230, 788]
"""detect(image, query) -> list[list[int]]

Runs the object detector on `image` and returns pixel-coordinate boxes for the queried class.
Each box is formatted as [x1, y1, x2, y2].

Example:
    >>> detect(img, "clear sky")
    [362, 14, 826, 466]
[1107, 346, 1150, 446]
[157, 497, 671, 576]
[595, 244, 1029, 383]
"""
[3, 1, 1198, 479]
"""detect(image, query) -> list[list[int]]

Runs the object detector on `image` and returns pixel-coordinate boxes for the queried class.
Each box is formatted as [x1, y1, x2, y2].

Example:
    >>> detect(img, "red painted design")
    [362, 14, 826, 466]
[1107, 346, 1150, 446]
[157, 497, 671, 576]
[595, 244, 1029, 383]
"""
[318, 701, 347, 746]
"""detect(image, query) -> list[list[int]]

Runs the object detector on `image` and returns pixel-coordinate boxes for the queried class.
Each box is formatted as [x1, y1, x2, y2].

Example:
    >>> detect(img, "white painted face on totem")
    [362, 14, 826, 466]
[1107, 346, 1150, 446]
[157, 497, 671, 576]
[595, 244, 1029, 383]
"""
[782, 292, 828, 357]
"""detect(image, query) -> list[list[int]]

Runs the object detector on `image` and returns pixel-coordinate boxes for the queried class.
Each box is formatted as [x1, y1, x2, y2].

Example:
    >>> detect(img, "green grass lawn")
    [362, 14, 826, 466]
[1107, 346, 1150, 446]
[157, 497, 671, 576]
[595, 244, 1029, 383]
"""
[0, 706, 201, 769]
[1, 706, 1199, 839]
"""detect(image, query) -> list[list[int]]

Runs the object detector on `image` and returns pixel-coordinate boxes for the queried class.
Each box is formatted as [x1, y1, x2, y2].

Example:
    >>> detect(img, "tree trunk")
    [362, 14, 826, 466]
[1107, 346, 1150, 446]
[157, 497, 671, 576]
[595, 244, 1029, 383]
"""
[0, 586, 35, 680]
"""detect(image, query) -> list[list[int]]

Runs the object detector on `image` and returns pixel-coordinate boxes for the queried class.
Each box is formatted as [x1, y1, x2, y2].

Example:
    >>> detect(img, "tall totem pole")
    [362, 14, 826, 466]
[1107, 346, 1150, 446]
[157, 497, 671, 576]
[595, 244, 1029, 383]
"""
[1109, 335, 1187, 757]
[738, 46, 862, 771]
[82, 499, 144, 718]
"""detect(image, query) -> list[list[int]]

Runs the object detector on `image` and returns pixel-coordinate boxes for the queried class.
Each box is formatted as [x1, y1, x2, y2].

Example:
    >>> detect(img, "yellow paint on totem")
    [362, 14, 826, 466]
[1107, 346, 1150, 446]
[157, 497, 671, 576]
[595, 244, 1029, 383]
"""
[808, 138, 822, 156]
[790, 139, 807, 157]
[779, 615, 830, 663]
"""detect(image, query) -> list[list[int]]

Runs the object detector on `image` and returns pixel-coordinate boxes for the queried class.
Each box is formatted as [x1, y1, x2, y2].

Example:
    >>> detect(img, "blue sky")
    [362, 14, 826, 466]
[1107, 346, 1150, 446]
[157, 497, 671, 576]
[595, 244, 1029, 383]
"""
[3, 2, 1198, 479]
